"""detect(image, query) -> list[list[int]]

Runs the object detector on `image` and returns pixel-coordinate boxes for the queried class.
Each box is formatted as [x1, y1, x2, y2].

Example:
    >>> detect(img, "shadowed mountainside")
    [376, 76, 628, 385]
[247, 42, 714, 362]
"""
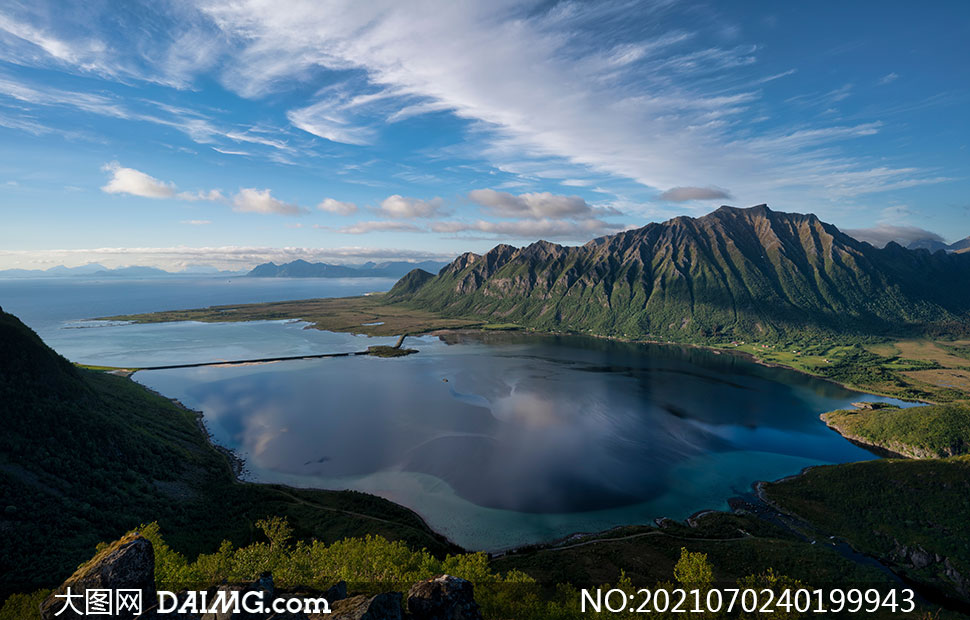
[0, 308, 456, 597]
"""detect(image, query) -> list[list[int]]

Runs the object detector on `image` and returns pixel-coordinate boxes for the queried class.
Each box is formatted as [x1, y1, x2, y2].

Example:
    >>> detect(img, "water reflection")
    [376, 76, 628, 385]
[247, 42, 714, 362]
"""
[136, 330, 907, 550]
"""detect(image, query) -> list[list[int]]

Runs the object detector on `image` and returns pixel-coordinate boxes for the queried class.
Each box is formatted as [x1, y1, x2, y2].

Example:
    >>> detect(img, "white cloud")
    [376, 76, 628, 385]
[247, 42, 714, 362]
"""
[431, 218, 624, 240]
[659, 186, 732, 202]
[177, 189, 225, 202]
[212, 147, 251, 156]
[193, 1, 948, 206]
[100, 162, 176, 198]
[0, 245, 454, 271]
[468, 189, 619, 219]
[98, 163, 309, 218]
[842, 224, 943, 248]
[287, 96, 376, 145]
[0, 2, 955, 220]
[878, 72, 899, 85]
[0, 6, 220, 89]
[378, 194, 446, 219]
[0, 72, 302, 162]
[180, 219, 212, 225]
[232, 188, 306, 215]
[100, 162, 229, 204]
[317, 198, 358, 215]
[335, 221, 424, 234]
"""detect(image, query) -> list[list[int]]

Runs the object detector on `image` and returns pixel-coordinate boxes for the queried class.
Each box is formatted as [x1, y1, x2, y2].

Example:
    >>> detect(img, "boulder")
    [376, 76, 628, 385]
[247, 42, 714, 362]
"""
[40, 533, 156, 620]
[322, 580, 348, 604]
[407, 575, 482, 620]
[321, 592, 402, 620]
[200, 572, 275, 620]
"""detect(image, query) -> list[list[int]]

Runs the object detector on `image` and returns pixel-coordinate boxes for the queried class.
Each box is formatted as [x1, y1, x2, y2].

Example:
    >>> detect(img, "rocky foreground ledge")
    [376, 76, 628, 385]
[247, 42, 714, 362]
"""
[39, 533, 482, 620]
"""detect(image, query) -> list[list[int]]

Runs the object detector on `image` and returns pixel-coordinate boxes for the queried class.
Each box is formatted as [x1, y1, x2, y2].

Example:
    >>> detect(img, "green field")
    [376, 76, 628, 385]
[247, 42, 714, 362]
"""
[821, 403, 970, 458]
[104, 293, 483, 336]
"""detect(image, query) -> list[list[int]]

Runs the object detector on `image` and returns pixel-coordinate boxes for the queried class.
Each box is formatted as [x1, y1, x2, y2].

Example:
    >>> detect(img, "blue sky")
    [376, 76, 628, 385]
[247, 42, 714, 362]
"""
[0, 0, 968, 270]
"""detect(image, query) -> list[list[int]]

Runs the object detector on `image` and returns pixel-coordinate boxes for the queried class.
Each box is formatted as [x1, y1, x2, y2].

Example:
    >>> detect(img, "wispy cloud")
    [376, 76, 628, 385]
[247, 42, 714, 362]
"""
[177, 189, 225, 202]
[287, 94, 377, 146]
[431, 218, 624, 240]
[0, 71, 301, 160]
[0, 0, 960, 236]
[0, 245, 455, 271]
[843, 224, 942, 248]
[468, 189, 620, 219]
[192, 1, 945, 205]
[334, 221, 424, 234]
[878, 72, 899, 85]
[180, 219, 212, 226]
[659, 186, 732, 202]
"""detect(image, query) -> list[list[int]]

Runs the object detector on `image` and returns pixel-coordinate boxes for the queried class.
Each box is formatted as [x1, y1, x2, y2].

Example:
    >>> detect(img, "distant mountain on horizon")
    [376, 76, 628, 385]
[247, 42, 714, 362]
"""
[388, 204, 970, 341]
[907, 236, 970, 253]
[247, 259, 449, 279]
[0, 263, 243, 278]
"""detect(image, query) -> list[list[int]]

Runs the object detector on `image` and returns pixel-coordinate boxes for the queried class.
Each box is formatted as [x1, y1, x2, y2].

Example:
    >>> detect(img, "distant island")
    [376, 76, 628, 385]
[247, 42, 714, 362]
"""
[0, 263, 243, 278]
[246, 259, 448, 279]
[0, 259, 449, 279]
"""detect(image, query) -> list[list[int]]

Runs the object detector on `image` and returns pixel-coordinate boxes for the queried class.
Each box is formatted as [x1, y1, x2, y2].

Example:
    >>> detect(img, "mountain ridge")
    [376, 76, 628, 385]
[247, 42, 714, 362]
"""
[907, 236, 970, 253]
[388, 205, 970, 340]
[247, 259, 448, 278]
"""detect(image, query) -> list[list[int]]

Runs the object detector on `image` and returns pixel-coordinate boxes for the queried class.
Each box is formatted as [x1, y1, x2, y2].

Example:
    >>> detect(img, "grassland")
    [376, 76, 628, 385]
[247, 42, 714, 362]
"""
[107, 295, 970, 403]
[492, 512, 885, 589]
[763, 457, 970, 605]
[90, 297, 970, 612]
[104, 293, 483, 337]
[366, 344, 418, 357]
[821, 403, 970, 458]
[718, 338, 970, 403]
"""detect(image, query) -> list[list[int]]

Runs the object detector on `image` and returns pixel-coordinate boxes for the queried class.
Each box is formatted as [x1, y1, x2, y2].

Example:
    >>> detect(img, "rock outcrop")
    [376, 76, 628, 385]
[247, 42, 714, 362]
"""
[407, 575, 482, 620]
[38, 533, 481, 620]
[40, 533, 156, 620]
[327, 592, 402, 620]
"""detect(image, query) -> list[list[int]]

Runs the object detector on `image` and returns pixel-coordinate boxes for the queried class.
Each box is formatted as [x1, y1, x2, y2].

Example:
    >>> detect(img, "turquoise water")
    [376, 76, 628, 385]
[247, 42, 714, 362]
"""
[1, 278, 908, 551]
[135, 330, 904, 551]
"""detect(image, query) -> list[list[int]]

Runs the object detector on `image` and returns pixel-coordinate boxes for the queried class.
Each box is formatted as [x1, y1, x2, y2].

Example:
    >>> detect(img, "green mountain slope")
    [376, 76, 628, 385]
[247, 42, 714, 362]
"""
[388, 205, 970, 340]
[0, 308, 455, 597]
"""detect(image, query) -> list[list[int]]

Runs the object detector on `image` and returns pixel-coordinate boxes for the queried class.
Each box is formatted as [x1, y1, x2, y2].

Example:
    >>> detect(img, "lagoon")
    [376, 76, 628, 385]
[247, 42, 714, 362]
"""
[1, 276, 907, 551]
[134, 329, 902, 551]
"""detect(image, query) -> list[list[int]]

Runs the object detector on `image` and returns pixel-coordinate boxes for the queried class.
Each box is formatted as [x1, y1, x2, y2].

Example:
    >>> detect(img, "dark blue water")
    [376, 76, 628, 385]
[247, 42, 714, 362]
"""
[0, 276, 395, 333]
[1, 277, 907, 550]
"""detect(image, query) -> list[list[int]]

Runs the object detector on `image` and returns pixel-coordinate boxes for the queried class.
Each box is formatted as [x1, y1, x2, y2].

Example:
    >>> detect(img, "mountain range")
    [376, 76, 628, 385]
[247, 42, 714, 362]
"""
[907, 236, 970, 253]
[247, 259, 448, 278]
[0, 264, 240, 278]
[388, 205, 970, 341]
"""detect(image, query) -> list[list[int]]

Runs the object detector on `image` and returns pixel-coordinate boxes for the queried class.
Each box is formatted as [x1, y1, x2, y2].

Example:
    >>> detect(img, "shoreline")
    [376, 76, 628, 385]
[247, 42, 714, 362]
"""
[119, 320, 909, 558]
[131, 376, 459, 551]
[432, 325, 931, 405]
[819, 415, 915, 459]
